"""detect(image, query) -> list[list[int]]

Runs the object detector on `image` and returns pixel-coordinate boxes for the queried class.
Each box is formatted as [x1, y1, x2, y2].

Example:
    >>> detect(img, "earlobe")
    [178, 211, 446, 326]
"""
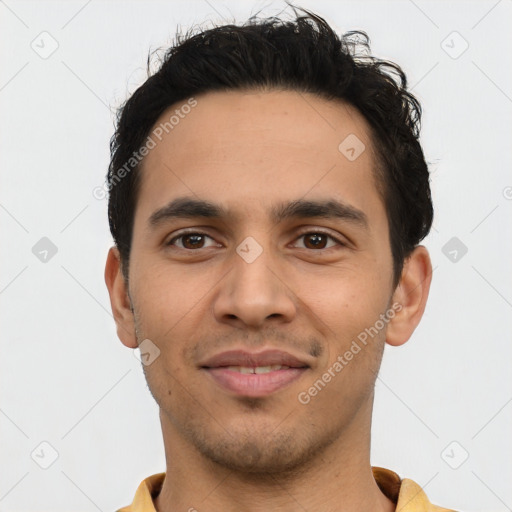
[104, 246, 138, 349]
[385, 245, 433, 347]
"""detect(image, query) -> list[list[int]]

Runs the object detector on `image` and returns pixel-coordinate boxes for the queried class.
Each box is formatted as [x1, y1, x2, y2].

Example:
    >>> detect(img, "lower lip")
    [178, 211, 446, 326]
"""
[203, 367, 307, 397]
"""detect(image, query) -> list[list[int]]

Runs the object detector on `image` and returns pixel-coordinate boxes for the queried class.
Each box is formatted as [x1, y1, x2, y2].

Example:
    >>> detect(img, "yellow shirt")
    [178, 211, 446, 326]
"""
[116, 466, 456, 511]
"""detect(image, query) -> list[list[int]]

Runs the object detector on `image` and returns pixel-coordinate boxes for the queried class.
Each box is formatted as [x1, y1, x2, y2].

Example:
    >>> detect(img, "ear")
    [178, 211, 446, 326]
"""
[104, 246, 138, 349]
[386, 245, 433, 347]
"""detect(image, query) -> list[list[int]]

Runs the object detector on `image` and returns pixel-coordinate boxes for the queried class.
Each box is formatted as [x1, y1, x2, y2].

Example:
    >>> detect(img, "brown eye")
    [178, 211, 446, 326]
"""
[294, 231, 342, 250]
[167, 232, 216, 250]
[181, 234, 206, 249]
[303, 233, 329, 249]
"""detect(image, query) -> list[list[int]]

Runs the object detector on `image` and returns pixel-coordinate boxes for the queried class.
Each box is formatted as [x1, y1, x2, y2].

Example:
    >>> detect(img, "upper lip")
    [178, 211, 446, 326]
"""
[199, 349, 310, 369]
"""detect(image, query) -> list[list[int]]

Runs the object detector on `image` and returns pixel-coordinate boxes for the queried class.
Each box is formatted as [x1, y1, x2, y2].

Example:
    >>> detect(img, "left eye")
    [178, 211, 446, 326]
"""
[293, 232, 342, 250]
[166, 231, 342, 250]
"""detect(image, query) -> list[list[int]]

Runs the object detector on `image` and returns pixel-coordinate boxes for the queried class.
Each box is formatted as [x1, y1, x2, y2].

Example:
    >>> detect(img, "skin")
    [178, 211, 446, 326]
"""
[105, 89, 432, 512]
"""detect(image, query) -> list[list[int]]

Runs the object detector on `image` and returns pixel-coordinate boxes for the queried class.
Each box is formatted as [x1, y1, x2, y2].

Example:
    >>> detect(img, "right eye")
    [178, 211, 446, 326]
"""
[166, 231, 219, 250]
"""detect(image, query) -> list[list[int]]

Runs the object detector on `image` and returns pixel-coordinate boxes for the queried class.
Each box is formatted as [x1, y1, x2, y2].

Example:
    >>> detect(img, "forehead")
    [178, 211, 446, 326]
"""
[134, 89, 385, 230]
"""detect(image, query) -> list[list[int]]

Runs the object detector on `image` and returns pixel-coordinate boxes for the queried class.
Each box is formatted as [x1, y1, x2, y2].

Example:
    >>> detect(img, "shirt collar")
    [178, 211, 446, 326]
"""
[118, 467, 453, 512]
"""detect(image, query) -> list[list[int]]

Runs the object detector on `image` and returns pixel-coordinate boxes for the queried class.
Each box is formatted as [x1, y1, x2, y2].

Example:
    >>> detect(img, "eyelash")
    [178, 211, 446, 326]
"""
[166, 229, 346, 251]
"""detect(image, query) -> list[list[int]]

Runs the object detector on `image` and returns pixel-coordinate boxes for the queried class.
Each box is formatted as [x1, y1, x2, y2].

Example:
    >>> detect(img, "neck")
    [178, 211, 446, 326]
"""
[153, 403, 395, 512]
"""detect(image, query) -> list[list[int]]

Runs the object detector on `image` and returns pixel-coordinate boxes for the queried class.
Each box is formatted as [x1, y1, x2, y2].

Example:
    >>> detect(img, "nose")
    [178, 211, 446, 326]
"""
[212, 241, 297, 329]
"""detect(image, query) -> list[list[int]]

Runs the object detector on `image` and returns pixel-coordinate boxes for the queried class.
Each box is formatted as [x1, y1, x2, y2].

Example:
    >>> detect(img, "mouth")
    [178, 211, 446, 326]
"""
[199, 349, 311, 397]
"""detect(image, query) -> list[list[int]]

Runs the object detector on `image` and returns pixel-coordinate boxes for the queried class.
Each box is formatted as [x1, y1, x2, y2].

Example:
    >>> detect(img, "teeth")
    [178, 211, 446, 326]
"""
[225, 365, 290, 374]
[254, 365, 275, 374]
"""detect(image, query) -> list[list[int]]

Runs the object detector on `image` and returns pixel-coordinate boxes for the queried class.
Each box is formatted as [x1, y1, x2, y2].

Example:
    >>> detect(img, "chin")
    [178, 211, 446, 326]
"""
[192, 427, 331, 478]
[206, 443, 306, 475]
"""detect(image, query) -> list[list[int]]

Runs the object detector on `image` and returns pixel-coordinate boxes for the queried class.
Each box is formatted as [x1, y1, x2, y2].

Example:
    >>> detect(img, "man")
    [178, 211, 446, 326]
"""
[104, 6, 454, 512]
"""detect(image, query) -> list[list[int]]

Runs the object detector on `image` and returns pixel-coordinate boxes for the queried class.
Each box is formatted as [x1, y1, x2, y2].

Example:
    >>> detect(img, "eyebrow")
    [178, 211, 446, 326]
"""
[148, 196, 369, 231]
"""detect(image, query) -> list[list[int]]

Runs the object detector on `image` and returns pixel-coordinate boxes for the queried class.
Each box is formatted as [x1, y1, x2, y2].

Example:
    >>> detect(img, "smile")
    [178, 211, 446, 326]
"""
[203, 366, 308, 397]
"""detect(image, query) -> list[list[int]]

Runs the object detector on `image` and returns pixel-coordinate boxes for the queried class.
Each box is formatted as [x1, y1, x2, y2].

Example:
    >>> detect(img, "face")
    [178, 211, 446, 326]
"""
[108, 89, 416, 475]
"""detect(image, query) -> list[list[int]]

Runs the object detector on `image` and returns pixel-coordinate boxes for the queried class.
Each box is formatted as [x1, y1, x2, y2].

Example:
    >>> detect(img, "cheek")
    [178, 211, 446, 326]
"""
[303, 261, 389, 326]
[303, 265, 390, 377]
[131, 261, 213, 378]
[132, 260, 202, 336]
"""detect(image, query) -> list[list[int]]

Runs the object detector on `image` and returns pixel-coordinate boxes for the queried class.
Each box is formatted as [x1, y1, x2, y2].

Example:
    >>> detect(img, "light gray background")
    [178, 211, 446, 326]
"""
[1, 0, 511, 510]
